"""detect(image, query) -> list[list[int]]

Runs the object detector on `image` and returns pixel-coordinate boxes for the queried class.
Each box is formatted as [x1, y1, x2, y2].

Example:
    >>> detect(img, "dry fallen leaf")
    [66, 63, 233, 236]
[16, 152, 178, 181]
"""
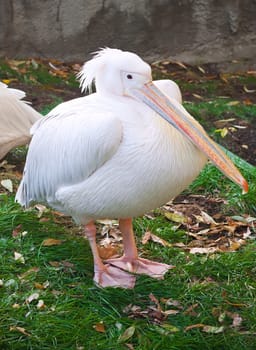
[214, 118, 236, 128]
[7, 59, 27, 68]
[243, 85, 256, 93]
[26, 292, 40, 304]
[163, 309, 180, 316]
[228, 239, 246, 252]
[169, 199, 255, 255]
[34, 281, 49, 290]
[37, 299, 45, 309]
[220, 73, 229, 83]
[42, 238, 63, 246]
[226, 100, 240, 106]
[192, 93, 204, 100]
[233, 124, 247, 130]
[175, 60, 188, 70]
[198, 66, 206, 74]
[149, 292, 160, 306]
[14, 252, 25, 264]
[141, 231, 151, 244]
[34, 204, 48, 217]
[98, 244, 120, 259]
[10, 326, 30, 336]
[124, 294, 181, 325]
[215, 309, 243, 328]
[1, 179, 13, 192]
[34, 282, 44, 290]
[118, 326, 135, 342]
[19, 267, 40, 279]
[164, 211, 187, 224]
[231, 313, 243, 328]
[160, 323, 180, 333]
[49, 261, 61, 267]
[203, 325, 225, 334]
[244, 98, 253, 106]
[63, 261, 75, 268]
[12, 224, 22, 238]
[184, 323, 205, 331]
[93, 321, 106, 333]
[247, 70, 256, 75]
[141, 231, 172, 247]
[194, 211, 217, 225]
[189, 247, 219, 254]
[183, 303, 199, 316]
[51, 290, 62, 296]
[160, 298, 182, 309]
[97, 219, 118, 225]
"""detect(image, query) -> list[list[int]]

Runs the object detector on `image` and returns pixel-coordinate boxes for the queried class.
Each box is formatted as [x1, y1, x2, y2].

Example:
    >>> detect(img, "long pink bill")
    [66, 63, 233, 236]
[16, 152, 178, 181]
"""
[132, 81, 248, 193]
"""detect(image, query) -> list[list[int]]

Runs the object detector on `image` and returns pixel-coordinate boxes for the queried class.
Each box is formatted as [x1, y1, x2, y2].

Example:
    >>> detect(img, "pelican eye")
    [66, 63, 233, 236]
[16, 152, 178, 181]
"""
[126, 74, 133, 80]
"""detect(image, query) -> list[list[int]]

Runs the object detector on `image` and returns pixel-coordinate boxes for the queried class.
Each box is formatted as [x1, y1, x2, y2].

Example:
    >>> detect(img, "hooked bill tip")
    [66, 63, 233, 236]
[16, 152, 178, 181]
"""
[242, 179, 249, 194]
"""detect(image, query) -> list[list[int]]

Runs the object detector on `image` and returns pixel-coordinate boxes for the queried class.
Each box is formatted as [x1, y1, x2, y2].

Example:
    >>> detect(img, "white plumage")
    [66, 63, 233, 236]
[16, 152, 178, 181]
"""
[0, 82, 41, 160]
[16, 48, 247, 288]
[17, 81, 204, 222]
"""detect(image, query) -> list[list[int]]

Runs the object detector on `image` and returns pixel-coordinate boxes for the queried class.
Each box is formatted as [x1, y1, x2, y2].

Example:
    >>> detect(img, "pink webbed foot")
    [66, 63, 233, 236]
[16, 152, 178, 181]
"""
[94, 264, 136, 289]
[105, 256, 175, 279]
[107, 218, 175, 279]
[84, 221, 136, 289]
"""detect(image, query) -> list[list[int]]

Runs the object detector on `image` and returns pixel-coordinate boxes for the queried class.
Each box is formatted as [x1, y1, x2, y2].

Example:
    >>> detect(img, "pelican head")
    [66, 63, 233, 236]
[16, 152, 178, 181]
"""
[78, 48, 248, 193]
[78, 48, 151, 96]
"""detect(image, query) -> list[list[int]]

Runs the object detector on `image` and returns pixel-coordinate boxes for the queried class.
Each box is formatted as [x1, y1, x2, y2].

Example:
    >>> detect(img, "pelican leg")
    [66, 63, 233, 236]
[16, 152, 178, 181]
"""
[84, 222, 136, 288]
[106, 218, 174, 279]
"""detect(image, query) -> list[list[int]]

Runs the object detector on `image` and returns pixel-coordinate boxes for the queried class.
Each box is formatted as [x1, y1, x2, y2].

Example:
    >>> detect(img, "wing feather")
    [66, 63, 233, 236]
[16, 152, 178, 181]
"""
[16, 97, 123, 207]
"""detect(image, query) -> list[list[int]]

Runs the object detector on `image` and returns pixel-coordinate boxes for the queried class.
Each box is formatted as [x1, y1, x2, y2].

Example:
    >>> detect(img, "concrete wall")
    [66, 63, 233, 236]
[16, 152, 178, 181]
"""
[0, 0, 256, 65]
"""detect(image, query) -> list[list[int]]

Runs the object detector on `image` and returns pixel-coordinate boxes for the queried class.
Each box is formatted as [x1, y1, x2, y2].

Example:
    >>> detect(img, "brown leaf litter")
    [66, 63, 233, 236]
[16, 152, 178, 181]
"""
[161, 194, 256, 254]
[123, 293, 182, 325]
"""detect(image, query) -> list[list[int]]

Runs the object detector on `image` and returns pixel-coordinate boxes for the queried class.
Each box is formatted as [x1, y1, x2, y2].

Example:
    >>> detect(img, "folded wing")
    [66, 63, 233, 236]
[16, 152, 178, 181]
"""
[16, 98, 123, 208]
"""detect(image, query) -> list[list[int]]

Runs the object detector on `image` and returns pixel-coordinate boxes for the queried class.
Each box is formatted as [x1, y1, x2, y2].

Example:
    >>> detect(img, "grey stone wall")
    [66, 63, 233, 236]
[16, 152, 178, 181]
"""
[0, 0, 256, 65]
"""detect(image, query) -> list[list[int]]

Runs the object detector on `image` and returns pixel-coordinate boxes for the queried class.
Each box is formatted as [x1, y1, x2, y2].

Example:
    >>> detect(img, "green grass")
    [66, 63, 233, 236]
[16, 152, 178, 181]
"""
[0, 59, 79, 88]
[184, 99, 256, 127]
[178, 79, 222, 96]
[188, 150, 256, 214]
[40, 98, 64, 115]
[1, 196, 256, 349]
[232, 74, 256, 86]
[182, 97, 256, 213]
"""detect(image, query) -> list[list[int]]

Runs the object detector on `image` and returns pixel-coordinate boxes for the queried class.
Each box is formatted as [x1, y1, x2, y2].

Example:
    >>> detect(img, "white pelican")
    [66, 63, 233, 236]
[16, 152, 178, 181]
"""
[16, 48, 248, 288]
[0, 82, 40, 160]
